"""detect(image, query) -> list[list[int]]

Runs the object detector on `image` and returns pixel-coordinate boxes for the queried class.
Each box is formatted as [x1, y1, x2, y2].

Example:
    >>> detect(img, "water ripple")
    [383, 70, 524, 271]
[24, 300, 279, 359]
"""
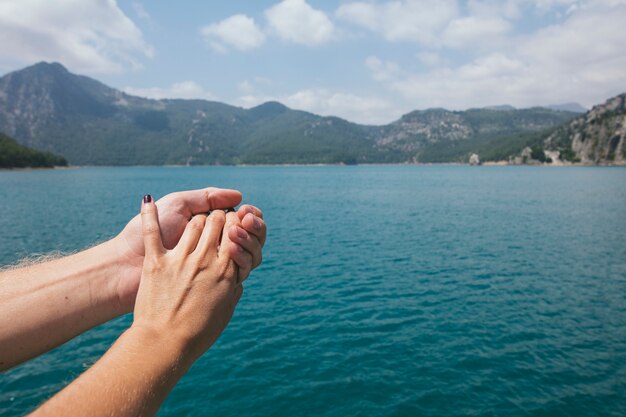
[1, 166, 625, 416]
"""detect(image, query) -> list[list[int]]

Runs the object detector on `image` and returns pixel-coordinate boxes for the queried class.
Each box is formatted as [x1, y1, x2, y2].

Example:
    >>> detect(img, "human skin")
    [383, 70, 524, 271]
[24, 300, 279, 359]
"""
[30, 198, 250, 417]
[0, 187, 266, 371]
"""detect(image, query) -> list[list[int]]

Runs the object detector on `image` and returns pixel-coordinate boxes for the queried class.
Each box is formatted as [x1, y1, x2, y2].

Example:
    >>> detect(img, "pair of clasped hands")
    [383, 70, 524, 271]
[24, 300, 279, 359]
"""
[1, 187, 265, 416]
[129, 188, 266, 360]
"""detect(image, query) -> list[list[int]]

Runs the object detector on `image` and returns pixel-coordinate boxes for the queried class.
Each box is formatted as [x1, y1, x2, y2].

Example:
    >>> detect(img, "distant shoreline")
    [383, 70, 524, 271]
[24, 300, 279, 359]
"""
[0, 166, 74, 171]
[3, 161, 626, 171]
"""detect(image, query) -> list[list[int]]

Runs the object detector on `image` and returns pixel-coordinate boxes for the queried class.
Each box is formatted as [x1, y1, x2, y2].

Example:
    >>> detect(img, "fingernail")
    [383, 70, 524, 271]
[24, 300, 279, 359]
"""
[143, 194, 153, 204]
[253, 217, 262, 231]
[236, 227, 248, 239]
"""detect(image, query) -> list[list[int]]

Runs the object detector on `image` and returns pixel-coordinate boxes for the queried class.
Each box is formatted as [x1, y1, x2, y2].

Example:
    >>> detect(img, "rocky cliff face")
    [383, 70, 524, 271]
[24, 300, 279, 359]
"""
[377, 107, 576, 156]
[544, 93, 626, 165]
[378, 109, 471, 150]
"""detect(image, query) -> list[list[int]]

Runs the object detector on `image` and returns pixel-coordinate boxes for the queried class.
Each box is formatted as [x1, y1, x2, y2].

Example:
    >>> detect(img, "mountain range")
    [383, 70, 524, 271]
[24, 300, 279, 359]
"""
[0, 62, 622, 165]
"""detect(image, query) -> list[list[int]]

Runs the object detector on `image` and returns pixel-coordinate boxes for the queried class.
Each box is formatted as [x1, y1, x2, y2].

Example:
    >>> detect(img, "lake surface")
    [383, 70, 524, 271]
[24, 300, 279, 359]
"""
[1, 166, 625, 416]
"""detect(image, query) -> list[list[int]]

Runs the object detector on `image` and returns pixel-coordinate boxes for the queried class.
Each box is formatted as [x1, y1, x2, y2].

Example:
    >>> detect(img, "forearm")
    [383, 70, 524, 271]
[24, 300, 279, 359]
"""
[30, 327, 191, 417]
[0, 238, 132, 370]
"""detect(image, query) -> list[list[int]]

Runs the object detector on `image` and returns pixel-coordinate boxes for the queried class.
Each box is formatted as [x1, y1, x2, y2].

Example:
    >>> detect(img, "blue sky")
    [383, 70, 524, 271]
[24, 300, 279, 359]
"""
[1, 0, 625, 124]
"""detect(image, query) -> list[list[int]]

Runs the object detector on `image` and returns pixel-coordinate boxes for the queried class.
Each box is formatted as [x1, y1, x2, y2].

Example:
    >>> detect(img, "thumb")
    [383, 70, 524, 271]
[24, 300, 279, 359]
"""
[141, 194, 164, 258]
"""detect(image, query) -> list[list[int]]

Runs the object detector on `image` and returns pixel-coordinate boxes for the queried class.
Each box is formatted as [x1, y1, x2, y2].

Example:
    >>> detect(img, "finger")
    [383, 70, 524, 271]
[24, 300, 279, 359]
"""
[241, 213, 267, 247]
[218, 212, 240, 277]
[237, 204, 264, 220]
[141, 195, 165, 257]
[175, 214, 207, 255]
[228, 225, 262, 269]
[228, 244, 253, 284]
[195, 210, 226, 260]
[168, 187, 242, 218]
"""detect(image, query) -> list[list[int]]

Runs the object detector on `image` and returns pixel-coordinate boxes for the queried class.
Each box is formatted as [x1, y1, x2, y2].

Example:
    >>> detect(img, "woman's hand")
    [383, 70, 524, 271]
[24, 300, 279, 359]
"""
[112, 187, 266, 311]
[29, 197, 262, 417]
[132, 196, 251, 361]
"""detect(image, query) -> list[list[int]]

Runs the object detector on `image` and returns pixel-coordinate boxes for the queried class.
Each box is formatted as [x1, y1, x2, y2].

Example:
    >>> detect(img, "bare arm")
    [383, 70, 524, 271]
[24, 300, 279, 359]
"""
[0, 188, 266, 371]
[0, 239, 128, 370]
[30, 197, 250, 416]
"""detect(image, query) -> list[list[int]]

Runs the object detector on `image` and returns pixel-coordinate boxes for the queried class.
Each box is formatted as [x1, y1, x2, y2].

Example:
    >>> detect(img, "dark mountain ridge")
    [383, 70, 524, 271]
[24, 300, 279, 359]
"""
[0, 62, 583, 165]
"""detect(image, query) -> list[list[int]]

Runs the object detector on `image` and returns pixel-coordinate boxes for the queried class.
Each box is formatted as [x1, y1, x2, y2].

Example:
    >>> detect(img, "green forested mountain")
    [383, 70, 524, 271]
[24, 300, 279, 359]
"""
[0, 62, 580, 165]
[0, 132, 67, 168]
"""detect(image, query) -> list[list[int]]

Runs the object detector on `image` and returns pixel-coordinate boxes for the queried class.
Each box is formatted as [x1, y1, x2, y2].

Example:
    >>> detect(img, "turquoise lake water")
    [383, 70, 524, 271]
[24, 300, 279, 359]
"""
[1, 166, 625, 416]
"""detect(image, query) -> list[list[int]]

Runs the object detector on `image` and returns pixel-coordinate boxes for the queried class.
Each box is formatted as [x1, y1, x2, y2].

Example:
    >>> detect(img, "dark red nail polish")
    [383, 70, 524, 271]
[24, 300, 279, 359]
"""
[143, 194, 153, 203]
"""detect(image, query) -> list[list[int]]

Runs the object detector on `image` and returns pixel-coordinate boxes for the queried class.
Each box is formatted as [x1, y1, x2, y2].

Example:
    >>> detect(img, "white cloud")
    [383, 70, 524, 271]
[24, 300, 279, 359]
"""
[238, 80, 255, 95]
[131, 1, 152, 23]
[531, 0, 580, 12]
[365, 56, 405, 82]
[124, 81, 216, 100]
[201, 14, 265, 52]
[0, 0, 153, 73]
[366, 2, 626, 110]
[238, 86, 397, 124]
[466, 0, 522, 19]
[442, 16, 511, 48]
[237, 77, 273, 96]
[284, 89, 394, 124]
[417, 51, 444, 67]
[336, 0, 459, 44]
[265, 0, 335, 46]
[368, 53, 531, 109]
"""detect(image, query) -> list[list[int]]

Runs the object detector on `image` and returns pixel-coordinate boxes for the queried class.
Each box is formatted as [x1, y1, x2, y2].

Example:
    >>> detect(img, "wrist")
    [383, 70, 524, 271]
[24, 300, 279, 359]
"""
[126, 324, 196, 371]
[107, 235, 144, 313]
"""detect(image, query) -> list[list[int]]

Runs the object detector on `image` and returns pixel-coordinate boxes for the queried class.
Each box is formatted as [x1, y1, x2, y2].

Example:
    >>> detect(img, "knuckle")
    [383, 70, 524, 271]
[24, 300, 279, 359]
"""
[167, 191, 180, 201]
[242, 204, 263, 219]
[141, 207, 156, 216]
[229, 248, 243, 267]
[143, 223, 160, 235]
[145, 257, 163, 273]
[209, 210, 226, 225]
[205, 188, 217, 208]
[217, 262, 233, 281]
[188, 216, 206, 231]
